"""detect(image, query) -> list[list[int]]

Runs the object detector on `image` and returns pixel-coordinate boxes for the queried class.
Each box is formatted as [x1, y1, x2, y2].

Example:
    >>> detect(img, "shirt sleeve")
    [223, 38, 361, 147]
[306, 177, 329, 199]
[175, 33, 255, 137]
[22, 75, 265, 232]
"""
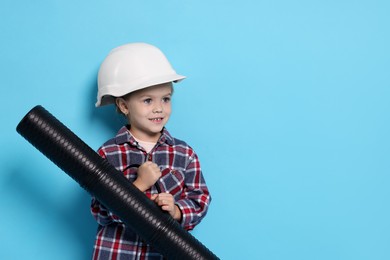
[175, 152, 211, 231]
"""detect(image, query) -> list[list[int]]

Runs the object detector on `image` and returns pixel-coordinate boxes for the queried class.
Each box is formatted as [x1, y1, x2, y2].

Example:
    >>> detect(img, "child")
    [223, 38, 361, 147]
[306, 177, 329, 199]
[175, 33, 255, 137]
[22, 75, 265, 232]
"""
[91, 43, 211, 260]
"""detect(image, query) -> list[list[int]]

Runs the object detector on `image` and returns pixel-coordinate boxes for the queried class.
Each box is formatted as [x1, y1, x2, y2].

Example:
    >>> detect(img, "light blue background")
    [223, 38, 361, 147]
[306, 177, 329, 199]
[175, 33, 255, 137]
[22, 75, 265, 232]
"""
[1, 1, 389, 259]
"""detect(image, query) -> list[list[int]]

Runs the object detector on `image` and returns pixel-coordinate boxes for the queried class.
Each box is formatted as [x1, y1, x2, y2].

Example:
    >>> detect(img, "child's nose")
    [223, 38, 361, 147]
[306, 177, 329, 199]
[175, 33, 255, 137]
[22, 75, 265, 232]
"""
[153, 104, 163, 113]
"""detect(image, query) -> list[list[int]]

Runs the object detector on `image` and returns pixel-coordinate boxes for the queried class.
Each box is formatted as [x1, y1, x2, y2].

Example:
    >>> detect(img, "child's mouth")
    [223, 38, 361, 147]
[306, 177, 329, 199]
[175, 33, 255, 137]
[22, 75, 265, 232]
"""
[149, 117, 164, 123]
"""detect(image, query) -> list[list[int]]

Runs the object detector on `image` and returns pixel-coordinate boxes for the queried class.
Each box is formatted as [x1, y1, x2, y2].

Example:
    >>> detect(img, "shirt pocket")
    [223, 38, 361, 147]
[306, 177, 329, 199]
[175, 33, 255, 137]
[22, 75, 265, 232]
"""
[158, 168, 185, 197]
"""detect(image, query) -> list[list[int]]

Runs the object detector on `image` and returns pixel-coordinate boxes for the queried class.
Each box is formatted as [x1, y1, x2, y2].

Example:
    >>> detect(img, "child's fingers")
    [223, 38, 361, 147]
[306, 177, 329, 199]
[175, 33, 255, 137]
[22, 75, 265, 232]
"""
[161, 205, 171, 211]
[155, 194, 173, 208]
[159, 192, 173, 199]
[157, 197, 170, 206]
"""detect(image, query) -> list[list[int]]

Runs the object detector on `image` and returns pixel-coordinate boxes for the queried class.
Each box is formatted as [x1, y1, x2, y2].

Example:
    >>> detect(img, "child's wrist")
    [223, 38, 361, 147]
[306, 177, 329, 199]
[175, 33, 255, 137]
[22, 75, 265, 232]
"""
[174, 205, 182, 222]
[133, 179, 148, 192]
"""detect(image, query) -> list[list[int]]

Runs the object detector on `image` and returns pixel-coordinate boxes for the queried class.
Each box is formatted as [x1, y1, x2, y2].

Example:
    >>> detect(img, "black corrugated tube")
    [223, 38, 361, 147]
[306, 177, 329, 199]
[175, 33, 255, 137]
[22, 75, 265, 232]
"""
[16, 105, 219, 260]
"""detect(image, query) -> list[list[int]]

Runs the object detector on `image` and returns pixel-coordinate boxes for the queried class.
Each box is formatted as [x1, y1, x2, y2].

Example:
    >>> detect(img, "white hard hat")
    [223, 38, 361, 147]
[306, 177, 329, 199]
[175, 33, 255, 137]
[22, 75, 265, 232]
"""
[96, 43, 186, 107]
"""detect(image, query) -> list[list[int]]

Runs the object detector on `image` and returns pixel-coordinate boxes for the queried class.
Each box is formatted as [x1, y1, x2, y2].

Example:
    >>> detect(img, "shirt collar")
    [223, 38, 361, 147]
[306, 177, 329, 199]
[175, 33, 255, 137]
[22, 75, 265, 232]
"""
[115, 125, 174, 146]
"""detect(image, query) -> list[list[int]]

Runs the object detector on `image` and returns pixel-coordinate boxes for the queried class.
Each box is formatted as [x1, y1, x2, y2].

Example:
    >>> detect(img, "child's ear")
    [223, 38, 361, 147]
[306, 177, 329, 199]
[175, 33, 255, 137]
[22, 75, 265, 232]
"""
[115, 98, 129, 115]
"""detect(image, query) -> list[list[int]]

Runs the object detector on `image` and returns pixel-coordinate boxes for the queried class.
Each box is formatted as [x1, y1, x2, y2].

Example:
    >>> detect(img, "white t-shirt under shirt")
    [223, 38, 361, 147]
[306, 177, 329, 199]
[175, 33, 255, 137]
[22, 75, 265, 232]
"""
[132, 135, 157, 153]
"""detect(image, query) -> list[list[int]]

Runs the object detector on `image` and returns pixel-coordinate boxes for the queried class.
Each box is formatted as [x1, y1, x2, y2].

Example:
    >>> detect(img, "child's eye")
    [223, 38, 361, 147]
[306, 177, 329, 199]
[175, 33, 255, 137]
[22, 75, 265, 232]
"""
[162, 97, 171, 103]
[143, 98, 152, 104]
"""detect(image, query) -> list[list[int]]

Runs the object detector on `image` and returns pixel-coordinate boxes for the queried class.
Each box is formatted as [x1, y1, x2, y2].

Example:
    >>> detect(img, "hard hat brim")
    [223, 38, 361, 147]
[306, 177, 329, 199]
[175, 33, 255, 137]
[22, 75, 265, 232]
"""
[96, 74, 186, 107]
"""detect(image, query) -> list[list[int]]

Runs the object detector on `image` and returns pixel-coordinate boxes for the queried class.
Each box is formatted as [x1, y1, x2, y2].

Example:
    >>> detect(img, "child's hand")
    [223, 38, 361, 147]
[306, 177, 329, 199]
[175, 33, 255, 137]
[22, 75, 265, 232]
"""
[151, 193, 182, 221]
[133, 161, 161, 192]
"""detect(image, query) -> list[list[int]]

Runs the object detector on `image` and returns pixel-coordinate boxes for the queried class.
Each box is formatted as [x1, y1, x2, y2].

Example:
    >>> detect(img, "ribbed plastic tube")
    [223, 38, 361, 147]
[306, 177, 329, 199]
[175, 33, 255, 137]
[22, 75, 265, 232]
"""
[16, 105, 218, 260]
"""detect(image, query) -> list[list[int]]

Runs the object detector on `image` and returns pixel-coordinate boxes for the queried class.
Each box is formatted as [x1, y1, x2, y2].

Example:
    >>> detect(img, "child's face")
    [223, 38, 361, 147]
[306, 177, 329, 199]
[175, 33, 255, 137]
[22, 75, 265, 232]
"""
[116, 83, 173, 142]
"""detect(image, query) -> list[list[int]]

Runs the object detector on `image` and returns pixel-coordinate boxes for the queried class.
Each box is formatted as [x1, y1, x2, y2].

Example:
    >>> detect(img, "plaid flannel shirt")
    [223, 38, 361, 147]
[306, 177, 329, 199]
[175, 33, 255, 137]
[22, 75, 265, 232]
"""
[91, 126, 211, 260]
